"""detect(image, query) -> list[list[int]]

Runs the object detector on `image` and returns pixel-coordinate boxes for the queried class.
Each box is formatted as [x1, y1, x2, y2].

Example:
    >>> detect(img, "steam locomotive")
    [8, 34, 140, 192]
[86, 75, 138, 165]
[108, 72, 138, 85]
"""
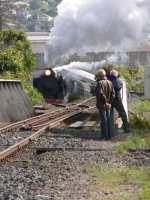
[33, 68, 67, 104]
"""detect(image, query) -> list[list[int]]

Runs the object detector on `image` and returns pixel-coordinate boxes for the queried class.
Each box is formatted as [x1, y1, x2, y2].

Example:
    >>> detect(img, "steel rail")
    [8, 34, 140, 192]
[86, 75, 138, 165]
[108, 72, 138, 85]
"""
[0, 110, 83, 162]
[0, 104, 96, 162]
[0, 108, 63, 134]
[0, 97, 95, 134]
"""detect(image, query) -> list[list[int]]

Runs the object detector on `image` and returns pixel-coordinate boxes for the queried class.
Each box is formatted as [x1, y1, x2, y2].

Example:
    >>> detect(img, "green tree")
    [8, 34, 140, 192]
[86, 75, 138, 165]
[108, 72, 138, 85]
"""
[47, 0, 62, 17]
[103, 64, 144, 93]
[0, 48, 23, 73]
[30, 0, 42, 10]
[0, 29, 35, 73]
[0, 29, 43, 105]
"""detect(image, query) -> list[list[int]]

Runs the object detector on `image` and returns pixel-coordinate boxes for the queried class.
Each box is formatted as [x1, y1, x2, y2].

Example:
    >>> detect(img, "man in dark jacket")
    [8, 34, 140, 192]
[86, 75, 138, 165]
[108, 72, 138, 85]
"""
[110, 70, 130, 133]
[95, 69, 115, 140]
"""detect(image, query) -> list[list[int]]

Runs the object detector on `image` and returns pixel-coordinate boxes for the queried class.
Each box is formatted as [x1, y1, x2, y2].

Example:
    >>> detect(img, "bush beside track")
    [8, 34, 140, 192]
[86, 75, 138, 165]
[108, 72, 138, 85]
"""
[0, 30, 43, 105]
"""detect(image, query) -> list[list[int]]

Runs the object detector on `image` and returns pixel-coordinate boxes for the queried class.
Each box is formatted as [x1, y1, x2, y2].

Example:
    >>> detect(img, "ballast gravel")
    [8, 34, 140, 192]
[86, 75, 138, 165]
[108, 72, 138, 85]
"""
[0, 128, 149, 200]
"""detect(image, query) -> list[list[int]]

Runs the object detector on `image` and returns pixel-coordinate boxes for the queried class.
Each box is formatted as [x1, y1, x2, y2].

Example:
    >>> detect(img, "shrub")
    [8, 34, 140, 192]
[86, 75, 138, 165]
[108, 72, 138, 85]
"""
[23, 82, 44, 105]
[129, 100, 150, 129]
[103, 64, 144, 93]
[68, 93, 81, 102]
[0, 29, 35, 73]
[0, 48, 23, 73]
[0, 30, 43, 105]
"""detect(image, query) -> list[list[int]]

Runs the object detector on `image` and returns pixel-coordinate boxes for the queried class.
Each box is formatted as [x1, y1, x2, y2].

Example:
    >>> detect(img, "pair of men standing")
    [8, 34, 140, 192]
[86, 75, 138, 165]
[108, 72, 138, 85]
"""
[95, 69, 130, 140]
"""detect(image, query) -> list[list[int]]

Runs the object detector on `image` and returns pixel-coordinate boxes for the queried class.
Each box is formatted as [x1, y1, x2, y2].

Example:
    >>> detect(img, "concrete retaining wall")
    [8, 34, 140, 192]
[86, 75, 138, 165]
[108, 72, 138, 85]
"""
[0, 80, 33, 123]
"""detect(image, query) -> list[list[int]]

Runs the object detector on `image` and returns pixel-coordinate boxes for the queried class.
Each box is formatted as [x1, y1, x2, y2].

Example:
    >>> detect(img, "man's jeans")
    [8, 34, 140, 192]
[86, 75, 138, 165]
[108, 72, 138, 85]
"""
[99, 108, 113, 139]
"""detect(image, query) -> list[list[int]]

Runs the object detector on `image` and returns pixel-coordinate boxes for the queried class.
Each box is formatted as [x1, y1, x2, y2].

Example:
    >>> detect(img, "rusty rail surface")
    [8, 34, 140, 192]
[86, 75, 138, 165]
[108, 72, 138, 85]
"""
[0, 108, 62, 134]
[0, 98, 95, 162]
[0, 110, 83, 161]
[0, 97, 95, 134]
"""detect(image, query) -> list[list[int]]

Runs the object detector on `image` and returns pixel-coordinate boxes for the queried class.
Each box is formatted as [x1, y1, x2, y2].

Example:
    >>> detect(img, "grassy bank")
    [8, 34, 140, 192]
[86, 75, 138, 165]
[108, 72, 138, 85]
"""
[116, 131, 150, 155]
[87, 165, 150, 200]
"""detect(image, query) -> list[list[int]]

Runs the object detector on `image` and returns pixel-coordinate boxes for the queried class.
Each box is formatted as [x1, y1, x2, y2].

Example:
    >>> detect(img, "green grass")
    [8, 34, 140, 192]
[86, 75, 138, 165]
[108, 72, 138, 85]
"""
[116, 131, 150, 155]
[129, 100, 150, 130]
[130, 100, 150, 113]
[88, 166, 150, 200]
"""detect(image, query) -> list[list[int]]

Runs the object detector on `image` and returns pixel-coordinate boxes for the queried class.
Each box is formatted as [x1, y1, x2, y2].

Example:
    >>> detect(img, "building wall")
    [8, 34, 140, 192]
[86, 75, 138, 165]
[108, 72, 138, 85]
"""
[34, 53, 45, 67]
[26, 32, 49, 67]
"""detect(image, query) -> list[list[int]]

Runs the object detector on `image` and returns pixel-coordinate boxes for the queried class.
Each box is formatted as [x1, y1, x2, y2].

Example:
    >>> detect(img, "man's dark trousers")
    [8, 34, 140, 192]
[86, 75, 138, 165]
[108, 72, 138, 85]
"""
[99, 108, 112, 140]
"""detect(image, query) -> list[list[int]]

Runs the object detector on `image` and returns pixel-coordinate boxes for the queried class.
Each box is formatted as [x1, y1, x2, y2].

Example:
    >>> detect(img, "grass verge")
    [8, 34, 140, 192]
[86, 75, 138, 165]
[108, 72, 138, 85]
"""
[87, 165, 150, 200]
[115, 131, 150, 155]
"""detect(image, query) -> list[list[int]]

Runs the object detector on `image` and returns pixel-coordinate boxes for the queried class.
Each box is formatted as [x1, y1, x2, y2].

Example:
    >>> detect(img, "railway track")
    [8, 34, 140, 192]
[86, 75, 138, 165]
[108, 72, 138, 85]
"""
[0, 97, 96, 162]
[0, 112, 114, 200]
[0, 97, 95, 134]
[1, 95, 149, 199]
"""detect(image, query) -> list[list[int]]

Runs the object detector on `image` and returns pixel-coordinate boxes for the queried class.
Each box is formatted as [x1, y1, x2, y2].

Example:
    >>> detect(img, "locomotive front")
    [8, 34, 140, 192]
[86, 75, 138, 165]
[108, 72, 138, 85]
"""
[33, 68, 67, 104]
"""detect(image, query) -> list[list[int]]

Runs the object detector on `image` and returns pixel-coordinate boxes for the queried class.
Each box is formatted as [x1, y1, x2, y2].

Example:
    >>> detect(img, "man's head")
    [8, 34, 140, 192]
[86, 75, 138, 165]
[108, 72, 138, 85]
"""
[110, 69, 119, 77]
[97, 69, 106, 79]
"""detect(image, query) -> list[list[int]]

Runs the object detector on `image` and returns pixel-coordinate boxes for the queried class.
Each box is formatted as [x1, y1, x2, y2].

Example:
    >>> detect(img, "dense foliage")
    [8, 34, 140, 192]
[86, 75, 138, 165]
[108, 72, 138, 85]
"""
[0, 30, 35, 73]
[13, 0, 62, 31]
[29, 0, 62, 17]
[103, 64, 144, 93]
[0, 30, 43, 105]
[27, 0, 62, 31]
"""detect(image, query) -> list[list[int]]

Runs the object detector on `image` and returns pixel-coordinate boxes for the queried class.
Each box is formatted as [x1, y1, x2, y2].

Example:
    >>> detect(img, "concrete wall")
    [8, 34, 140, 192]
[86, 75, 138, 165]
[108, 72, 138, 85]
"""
[0, 80, 33, 123]
[26, 32, 49, 67]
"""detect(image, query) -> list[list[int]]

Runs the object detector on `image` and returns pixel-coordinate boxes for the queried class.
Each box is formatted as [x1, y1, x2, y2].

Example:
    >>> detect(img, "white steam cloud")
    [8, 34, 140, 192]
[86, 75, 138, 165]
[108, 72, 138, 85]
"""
[48, 0, 150, 65]
[54, 52, 129, 73]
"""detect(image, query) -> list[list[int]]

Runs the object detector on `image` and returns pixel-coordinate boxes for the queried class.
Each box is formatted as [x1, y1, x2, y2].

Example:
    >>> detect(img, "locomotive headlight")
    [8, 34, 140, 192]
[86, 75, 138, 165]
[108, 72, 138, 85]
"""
[45, 69, 51, 76]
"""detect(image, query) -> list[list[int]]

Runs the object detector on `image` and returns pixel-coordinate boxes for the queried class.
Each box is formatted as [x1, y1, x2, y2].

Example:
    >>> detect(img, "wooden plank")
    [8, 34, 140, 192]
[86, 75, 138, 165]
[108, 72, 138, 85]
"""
[83, 121, 96, 127]
[69, 121, 84, 128]
[34, 109, 49, 115]
[36, 147, 105, 154]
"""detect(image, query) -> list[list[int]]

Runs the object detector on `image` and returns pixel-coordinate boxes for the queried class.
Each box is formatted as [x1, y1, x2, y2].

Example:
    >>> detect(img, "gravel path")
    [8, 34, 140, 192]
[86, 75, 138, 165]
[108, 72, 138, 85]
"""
[0, 124, 149, 200]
